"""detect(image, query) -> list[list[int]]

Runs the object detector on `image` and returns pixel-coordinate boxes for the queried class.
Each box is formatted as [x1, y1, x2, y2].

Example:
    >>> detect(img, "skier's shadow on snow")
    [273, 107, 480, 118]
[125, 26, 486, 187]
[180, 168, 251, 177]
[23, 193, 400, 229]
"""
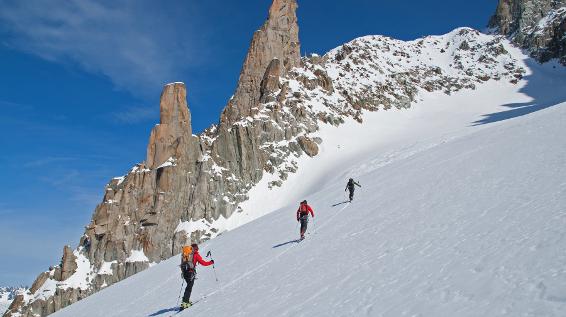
[331, 200, 350, 207]
[272, 239, 300, 248]
[148, 307, 178, 316]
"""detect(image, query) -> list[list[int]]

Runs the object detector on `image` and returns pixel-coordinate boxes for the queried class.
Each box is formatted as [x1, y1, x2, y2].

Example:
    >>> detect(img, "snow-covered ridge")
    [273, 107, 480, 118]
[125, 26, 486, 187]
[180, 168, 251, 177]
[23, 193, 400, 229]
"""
[302, 27, 522, 113]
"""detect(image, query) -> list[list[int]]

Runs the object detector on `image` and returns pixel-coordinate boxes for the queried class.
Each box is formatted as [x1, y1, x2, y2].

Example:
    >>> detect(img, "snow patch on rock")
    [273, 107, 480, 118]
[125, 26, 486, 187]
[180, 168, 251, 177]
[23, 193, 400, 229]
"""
[125, 250, 149, 263]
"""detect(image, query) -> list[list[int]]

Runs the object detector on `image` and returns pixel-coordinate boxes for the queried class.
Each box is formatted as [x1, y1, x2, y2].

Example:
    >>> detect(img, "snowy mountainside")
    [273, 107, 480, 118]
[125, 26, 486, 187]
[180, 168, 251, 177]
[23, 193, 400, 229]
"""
[1, 288, 26, 315]
[226, 28, 525, 218]
[50, 58, 566, 316]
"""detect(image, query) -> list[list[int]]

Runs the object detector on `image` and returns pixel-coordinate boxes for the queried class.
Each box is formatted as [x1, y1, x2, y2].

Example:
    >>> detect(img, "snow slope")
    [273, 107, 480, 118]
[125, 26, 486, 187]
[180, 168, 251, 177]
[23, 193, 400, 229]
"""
[1, 288, 25, 315]
[1, 292, 9, 316]
[48, 53, 566, 317]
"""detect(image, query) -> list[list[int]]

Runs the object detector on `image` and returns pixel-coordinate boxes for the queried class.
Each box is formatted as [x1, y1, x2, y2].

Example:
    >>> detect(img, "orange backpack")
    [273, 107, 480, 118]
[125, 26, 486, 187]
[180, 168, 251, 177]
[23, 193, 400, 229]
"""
[181, 245, 195, 271]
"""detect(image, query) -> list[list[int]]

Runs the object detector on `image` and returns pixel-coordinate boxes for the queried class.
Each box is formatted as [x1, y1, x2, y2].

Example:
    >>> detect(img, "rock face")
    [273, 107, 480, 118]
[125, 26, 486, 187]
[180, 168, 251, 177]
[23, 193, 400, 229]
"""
[489, 0, 566, 64]
[4, 1, 529, 316]
[1, 287, 26, 316]
[146, 83, 192, 169]
[297, 136, 319, 157]
[59, 246, 78, 281]
[221, 0, 300, 124]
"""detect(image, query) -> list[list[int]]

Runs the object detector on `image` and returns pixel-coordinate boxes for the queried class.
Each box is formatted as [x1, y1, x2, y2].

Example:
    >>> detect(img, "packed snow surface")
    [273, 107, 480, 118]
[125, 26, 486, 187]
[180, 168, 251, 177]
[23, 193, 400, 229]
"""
[50, 53, 566, 316]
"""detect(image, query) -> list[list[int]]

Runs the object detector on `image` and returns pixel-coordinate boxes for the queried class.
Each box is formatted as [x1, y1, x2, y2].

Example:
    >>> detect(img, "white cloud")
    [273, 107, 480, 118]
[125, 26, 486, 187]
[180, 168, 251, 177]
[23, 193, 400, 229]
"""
[111, 105, 157, 124]
[23, 156, 77, 168]
[0, 0, 199, 98]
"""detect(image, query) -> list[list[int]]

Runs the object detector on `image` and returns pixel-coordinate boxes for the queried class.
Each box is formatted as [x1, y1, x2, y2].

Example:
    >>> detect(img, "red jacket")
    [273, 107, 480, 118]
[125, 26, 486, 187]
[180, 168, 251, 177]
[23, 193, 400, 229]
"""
[296, 203, 314, 220]
[193, 251, 213, 267]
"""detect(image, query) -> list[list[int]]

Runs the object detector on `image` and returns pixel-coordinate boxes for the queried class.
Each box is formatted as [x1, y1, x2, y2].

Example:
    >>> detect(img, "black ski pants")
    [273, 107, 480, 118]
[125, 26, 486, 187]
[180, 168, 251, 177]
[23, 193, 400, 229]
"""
[348, 187, 355, 201]
[299, 215, 309, 237]
[182, 269, 196, 303]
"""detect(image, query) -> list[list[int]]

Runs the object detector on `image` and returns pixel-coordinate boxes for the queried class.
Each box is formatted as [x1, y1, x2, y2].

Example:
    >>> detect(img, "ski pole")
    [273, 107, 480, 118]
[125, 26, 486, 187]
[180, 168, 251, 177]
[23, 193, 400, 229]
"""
[206, 251, 219, 283]
[175, 278, 184, 307]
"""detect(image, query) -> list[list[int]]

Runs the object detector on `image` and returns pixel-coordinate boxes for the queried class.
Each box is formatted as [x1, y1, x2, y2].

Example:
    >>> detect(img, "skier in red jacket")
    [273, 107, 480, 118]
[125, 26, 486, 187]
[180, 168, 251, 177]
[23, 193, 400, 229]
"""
[296, 200, 314, 240]
[180, 243, 214, 310]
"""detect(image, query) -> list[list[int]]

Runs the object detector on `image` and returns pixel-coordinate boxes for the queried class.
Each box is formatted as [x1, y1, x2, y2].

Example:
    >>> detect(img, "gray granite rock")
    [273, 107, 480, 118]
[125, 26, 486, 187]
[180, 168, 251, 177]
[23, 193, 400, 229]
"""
[489, 0, 566, 64]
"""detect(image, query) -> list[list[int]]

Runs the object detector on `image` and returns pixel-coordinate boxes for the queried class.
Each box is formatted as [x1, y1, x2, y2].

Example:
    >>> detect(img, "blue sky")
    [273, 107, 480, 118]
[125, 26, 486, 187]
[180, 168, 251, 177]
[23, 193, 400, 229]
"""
[0, 0, 497, 286]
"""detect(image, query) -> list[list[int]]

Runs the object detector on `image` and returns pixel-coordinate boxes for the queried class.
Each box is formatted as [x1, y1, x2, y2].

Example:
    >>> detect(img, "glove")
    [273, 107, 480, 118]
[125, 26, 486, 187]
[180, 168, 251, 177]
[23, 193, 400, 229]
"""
[210, 260, 215, 264]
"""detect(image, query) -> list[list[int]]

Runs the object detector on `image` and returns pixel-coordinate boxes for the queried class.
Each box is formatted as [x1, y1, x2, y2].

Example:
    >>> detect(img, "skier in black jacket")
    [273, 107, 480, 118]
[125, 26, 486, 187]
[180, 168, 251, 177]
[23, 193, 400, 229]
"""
[345, 178, 361, 202]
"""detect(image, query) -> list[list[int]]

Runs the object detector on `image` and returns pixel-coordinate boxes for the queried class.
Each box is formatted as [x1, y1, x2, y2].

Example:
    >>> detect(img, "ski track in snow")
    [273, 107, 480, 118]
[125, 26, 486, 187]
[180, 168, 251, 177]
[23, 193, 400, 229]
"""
[50, 60, 566, 316]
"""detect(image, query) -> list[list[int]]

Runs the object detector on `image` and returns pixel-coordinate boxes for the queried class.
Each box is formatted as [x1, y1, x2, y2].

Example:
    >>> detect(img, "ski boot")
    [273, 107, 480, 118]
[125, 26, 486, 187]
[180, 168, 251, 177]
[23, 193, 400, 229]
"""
[180, 301, 192, 311]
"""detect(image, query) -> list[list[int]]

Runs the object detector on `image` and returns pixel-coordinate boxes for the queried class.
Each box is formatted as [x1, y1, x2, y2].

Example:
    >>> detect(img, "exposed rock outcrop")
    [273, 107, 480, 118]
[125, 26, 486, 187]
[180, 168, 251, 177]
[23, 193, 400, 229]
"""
[489, 0, 566, 64]
[59, 246, 77, 281]
[221, 0, 301, 124]
[146, 83, 192, 169]
[297, 136, 319, 157]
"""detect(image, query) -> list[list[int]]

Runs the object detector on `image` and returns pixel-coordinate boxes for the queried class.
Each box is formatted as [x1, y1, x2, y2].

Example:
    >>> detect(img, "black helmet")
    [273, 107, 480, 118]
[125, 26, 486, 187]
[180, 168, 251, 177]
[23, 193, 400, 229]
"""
[302, 200, 307, 204]
[349, 178, 353, 181]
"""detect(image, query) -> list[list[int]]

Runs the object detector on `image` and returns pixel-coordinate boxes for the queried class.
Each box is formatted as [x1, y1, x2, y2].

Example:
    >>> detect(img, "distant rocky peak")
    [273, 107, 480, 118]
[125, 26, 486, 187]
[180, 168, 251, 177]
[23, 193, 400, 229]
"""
[159, 83, 190, 126]
[489, 0, 566, 64]
[221, 0, 300, 125]
[146, 82, 192, 169]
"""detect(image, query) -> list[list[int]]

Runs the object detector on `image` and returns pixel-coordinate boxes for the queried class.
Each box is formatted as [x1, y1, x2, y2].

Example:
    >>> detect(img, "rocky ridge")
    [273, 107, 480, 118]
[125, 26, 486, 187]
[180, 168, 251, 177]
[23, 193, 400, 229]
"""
[1, 288, 26, 315]
[489, 0, 566, 64]
[4, 1, 526, 316]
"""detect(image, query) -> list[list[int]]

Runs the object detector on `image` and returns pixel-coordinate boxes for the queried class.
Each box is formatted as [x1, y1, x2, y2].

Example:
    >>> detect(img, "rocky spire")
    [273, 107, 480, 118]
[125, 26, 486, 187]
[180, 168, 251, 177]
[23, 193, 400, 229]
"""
[489, 0, 566, 64]
[146, 82, 192, 169]
[221, 0, 301, 124]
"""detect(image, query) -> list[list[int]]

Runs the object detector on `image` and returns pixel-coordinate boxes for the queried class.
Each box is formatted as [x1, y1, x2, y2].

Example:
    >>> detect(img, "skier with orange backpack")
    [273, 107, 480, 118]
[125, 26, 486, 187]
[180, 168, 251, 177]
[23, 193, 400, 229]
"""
[179, 243, 214, 310]
[296, 200, 314, 240]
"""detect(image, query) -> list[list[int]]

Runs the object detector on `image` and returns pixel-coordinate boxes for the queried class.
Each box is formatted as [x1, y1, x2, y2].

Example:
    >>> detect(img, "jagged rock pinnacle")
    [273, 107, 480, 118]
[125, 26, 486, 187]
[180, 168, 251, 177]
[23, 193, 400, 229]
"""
[221, 0, 301, 125]
[146, 82, 192, 169]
